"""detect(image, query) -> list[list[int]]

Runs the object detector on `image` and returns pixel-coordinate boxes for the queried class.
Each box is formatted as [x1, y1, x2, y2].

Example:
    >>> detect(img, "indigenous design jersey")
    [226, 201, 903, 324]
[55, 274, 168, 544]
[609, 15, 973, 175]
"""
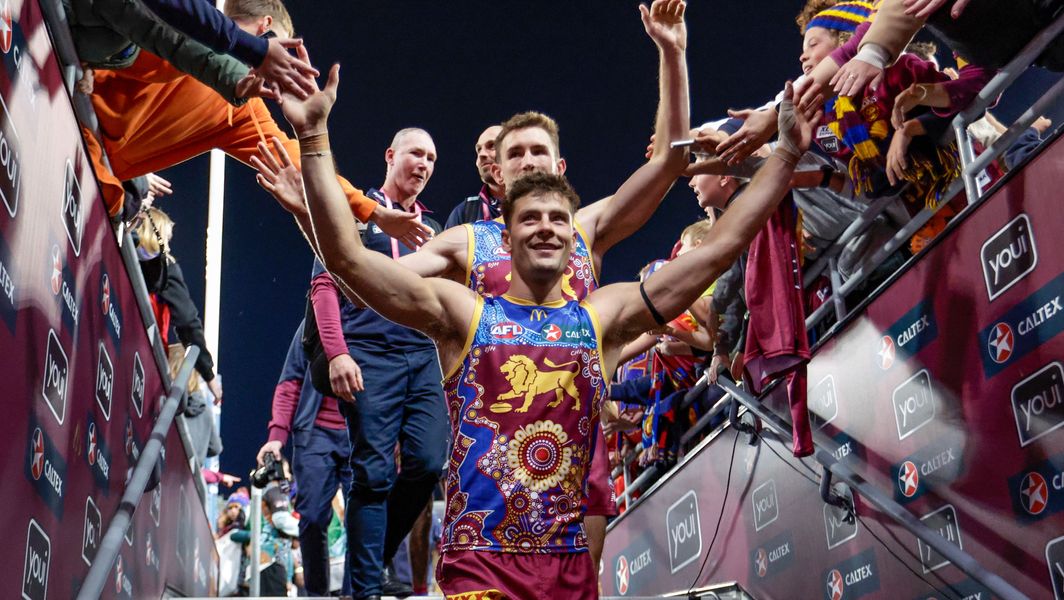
[441, 295, 607, 554]
[465, 219, 597, 301]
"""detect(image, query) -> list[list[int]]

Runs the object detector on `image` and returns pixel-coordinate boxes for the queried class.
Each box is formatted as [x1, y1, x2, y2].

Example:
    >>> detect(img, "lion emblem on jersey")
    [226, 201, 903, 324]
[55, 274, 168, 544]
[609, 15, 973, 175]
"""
[492, 356, 581, 413]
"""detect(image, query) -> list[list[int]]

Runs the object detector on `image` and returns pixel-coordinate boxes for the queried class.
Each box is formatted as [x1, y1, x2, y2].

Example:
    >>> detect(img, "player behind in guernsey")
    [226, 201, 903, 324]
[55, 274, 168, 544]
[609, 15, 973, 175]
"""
[274, 46, 817, 596]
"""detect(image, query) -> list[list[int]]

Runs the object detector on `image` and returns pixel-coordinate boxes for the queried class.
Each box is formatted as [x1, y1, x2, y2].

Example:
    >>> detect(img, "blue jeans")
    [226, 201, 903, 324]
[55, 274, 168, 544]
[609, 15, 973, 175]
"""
[293, 425, 353, 596]
[343, 347, 448, 599]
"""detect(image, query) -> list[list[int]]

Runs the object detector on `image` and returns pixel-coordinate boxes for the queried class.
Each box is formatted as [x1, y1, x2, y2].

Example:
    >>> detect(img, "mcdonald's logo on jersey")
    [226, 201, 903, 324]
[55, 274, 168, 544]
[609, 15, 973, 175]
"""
[530, 309, 548, 322]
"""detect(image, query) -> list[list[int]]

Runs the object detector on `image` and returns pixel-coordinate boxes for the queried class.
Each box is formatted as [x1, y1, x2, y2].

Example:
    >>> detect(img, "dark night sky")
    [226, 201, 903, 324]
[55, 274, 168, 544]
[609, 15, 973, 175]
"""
[156, 2, 1061, 477]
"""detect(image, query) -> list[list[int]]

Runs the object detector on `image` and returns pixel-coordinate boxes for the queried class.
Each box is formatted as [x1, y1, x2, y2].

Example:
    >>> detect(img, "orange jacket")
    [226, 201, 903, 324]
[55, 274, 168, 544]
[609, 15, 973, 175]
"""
[88, 50, 376, 221]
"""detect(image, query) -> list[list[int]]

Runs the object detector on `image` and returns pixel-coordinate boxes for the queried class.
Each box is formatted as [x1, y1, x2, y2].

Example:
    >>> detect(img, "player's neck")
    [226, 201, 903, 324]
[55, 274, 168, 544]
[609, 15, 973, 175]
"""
[380, 181, 418, 211]
[506, 274, 564, 306]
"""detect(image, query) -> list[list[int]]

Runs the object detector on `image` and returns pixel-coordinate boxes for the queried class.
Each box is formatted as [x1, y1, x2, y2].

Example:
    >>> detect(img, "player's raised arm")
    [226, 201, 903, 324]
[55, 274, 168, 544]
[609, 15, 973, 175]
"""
[577, 0, 690, 261]
[589, 82, 818, 371]
[277, 62, 476, 360]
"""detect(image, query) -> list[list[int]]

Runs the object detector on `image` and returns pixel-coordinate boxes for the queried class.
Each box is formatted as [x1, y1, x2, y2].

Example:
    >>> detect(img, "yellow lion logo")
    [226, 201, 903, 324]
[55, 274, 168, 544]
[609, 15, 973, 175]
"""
[492, 355, 581, 414]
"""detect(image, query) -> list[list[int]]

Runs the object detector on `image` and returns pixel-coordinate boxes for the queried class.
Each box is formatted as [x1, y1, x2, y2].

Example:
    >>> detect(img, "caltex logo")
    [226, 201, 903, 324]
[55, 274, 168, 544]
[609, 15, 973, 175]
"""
[898, 461, 919, 498]
[1020, 472, 1049, 515]
[615, 555, 629, 595]
[826, 568, 844, 600]
[544, 324, 562, 342]
[755, 548, 768, 577]
[49, 246, 61, 295]
[877, 336, 895, 370]
[100, 274, 110, 316]
[30, 428, 43, 480]
[988, 322, 1014, 364]
[87, 423, 97, 466]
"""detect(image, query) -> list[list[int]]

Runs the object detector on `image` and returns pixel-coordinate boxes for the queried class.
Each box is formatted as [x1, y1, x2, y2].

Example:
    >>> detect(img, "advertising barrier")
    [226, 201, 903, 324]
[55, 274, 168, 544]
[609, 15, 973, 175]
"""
[602, 131, 1064, 598]
[0, 1, 217, 597]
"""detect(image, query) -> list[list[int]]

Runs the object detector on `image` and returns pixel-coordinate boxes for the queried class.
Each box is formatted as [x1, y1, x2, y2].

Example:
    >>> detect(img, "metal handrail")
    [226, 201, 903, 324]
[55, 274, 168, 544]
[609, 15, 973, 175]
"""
[715, 375, 1027, 600]
[76, 346, 200, 600]
[802, 10, 1064, 333]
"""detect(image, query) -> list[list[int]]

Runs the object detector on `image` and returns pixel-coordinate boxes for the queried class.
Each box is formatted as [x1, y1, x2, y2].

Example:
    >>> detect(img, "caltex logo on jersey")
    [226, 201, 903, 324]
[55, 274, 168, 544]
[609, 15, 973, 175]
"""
[877, 336, 895, 370]
[826, 569, 844, 600]
[615, 555, 629, 595]
[544, 324, 562, 342]
[988, 322, 1015, 364]
[898, 460, 919, 497]
[30, 428, 43, 480]
[1021, 472, 1049, 515]
[490, 322, 523, 339]
[0, 2, 12, 54]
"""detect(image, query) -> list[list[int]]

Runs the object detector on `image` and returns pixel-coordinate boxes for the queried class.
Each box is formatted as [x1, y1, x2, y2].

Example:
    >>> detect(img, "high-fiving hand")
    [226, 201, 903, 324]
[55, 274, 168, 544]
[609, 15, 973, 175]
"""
[640, 0, 687, 52]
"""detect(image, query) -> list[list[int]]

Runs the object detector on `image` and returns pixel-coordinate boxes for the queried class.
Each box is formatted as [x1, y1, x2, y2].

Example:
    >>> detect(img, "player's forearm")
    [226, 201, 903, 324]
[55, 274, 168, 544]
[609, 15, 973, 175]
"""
[589, 45, 689, 254]
[648, 154, 793, 321]
[651, 46, 690, 167]
[299, 134, 366, 277]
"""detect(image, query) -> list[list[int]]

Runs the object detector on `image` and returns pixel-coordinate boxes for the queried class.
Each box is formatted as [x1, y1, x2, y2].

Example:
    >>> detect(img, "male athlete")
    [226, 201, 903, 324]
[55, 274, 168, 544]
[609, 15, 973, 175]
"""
[253, 0, 691, 568]
[273, 39, 816, 596]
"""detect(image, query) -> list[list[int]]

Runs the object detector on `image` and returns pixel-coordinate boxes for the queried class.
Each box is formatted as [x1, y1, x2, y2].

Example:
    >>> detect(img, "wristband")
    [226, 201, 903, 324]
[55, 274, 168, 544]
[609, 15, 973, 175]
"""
[298, 131, 330, 154]
[818, 165, 834, 188]
[772, 148, 800, 167]
[639, 281, 667, 326]
[854, 43, 891, 70]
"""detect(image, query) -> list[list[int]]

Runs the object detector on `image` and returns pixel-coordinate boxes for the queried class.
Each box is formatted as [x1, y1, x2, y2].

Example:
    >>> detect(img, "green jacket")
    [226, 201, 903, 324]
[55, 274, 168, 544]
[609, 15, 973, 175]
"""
[62, 0, 249, 105]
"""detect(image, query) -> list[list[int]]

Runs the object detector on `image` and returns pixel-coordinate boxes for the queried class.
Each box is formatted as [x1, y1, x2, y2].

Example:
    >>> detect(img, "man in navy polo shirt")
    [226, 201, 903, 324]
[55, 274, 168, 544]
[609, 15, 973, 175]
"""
[307, 127, 446, 600]
[444, 124, 505, 228]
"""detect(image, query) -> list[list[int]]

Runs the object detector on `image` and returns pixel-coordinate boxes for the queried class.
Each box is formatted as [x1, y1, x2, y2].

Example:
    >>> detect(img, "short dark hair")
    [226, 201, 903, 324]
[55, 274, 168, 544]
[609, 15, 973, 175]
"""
[495, 111, 561, 160]
[502, 172, 580, 226]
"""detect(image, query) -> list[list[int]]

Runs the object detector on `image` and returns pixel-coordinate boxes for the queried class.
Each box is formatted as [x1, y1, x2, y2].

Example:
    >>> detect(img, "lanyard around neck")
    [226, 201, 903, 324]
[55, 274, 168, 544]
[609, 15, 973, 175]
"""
[381, 192, 422, 260]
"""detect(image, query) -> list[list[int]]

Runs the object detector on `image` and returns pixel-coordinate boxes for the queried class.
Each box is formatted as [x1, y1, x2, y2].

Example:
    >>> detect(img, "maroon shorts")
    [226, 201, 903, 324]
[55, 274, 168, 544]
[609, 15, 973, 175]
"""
[437, 550, 598, 599]
[586, 425, 619, 517]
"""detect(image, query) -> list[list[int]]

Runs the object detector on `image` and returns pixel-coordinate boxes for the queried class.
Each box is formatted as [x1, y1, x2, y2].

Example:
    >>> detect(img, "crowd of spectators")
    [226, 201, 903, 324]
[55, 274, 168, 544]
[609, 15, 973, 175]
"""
[64, 0, 1063, 595]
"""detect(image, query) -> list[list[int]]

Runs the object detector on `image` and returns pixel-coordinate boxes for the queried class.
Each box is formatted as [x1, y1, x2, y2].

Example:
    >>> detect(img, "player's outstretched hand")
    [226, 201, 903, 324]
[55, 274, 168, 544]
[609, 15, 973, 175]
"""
[640, 0, 687, 53]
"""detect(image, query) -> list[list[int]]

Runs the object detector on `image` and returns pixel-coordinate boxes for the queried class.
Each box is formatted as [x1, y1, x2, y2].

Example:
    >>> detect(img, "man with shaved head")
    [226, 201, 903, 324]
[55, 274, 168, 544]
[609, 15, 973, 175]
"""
[444, 124, 506, 228]
[301, 126, 445, 599]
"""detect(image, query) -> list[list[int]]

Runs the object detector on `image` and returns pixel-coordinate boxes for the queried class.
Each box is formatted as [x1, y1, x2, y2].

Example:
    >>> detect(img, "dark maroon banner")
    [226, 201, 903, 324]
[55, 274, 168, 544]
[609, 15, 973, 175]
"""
[0, 1, 216, 598]
[602, 133, 1064, 598]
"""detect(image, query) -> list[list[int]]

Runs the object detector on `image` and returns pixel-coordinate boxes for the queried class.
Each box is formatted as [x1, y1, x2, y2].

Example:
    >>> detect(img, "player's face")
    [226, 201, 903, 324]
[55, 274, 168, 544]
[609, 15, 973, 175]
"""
[475, 126, 502, 186]
[800, 27, 839, 75]
[387, 132, 437, 198]
[504, 192, 575, 283]
[493, 127, 565, 188]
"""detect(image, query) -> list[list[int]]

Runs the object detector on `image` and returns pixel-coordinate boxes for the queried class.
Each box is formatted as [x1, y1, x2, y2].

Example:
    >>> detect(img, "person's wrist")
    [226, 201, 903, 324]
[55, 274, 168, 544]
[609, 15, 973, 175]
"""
[299, 130, 330, 154]
[854, 43, 890, 69]
[773, 146, 800, 166]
